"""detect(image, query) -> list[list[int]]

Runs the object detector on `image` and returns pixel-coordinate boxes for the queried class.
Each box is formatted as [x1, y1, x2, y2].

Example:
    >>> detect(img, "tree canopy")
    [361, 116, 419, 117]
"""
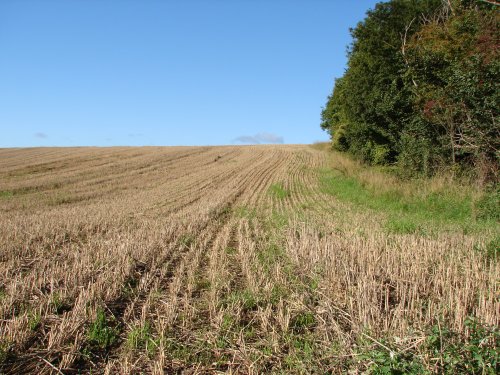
[321, 0, 499, 181]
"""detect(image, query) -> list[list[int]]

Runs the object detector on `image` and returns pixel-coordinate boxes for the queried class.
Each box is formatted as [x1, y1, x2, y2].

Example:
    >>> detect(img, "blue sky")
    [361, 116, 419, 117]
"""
[0, 0, 379, 147]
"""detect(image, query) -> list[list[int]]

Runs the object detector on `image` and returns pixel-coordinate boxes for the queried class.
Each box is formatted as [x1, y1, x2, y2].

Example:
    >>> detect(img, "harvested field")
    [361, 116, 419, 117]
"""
[0, 145, 498, 374]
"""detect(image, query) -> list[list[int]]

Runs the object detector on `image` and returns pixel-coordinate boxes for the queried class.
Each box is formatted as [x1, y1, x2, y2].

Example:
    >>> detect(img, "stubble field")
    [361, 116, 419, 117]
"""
[0, 145, 498, 374]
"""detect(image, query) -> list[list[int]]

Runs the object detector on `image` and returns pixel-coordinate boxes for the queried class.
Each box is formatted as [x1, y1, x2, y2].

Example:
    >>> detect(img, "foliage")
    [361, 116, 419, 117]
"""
[320, 168, 475, 227]
[87, 308, 119, 350]
[425, 318, 500, 374]
[360, 318, 499, 374]
[127, 322, 158, 355]
[485, 236, 500, 261]
[360, 345, 427, 374]
[269, 183, 289, 199]
[28, 311, 41, 331]
[290, 311, 316, 334]
[473, 186, 499, 220]
[321, 0, 499, 182]
[321, 0, 441, 164]
[0, 191, 13, 199]
[406, 4, 500, 180]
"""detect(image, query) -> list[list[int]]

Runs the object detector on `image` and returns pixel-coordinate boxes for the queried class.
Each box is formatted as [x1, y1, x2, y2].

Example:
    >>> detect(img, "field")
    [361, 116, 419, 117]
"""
[0, 145, 498, 374]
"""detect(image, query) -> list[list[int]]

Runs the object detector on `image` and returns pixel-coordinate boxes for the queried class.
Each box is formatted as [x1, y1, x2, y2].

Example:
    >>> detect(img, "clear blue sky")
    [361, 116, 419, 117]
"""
[1, 0, 379, 147]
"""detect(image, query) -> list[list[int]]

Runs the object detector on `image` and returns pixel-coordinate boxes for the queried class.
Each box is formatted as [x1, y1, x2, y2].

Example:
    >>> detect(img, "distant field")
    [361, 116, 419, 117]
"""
[0, 146, 498, 374]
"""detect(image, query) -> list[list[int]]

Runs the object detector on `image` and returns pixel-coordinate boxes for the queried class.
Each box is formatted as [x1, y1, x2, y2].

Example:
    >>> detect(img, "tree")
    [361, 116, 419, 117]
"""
[406, 3, 499, 180]
[321, 0, 441, 165]
[321, 0, 499, 181]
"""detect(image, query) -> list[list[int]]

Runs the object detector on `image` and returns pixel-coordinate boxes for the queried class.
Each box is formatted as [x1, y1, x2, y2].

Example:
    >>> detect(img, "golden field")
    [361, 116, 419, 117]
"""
[0, 145, 498, 374]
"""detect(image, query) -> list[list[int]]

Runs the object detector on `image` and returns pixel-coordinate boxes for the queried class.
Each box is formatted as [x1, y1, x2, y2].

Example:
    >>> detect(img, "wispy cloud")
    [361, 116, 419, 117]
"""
[233, 132, 284, 144]
[34, 132, 48, 139]
[234, 135, 259, 144]
[128, 133, 143, 138]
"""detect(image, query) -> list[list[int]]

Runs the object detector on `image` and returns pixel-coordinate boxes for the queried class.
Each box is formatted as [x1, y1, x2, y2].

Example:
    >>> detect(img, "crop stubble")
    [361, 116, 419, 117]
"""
[0, 145, 497, 374]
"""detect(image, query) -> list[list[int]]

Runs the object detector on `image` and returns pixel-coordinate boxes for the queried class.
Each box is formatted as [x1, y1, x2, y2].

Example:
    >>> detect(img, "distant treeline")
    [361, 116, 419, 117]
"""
[321, 0, 499, 182]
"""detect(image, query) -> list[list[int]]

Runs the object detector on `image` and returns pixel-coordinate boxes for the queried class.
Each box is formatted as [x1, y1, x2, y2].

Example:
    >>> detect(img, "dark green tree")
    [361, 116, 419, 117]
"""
[321, 0, 441, 164]
[321, 0, 499, 181]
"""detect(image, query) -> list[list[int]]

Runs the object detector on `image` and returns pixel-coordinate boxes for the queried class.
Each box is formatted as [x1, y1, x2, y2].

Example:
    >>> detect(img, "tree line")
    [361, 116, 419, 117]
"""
[321, 0, 499, 183]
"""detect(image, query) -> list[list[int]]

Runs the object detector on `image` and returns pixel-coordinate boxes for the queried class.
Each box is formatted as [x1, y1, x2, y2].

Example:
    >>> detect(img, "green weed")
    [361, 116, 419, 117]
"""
[87, 308, 119, 350]
[269, 183, 289, 199]
[475, 236, 500, 263]
[485, 236, 499, 262]
[0, 191, 13, 199]
[359, 318, 499, 374]
[127, 321, 158, 355]
[178, 234, 194, 248]
[164, 337, 191, 362]
[195, 277, 211, 292]
[50, 293, 69, 314]
[243, 325, 257, 341]
[474, 188, 499, 221]
[260, 345, 273, 356]
[221, 289, 258, 311]
[257, 243, 287, 274]
[269, 212, 288, 229]
[427, 318, 500, 374]
[28, 311, 41, 331]
[290, 311, 316, 334]
[360, 345, 426, 374]
[385, 217, 421, 235]
[234, 206, 257, 219]
[164, 335, 218, 366]
[225, 246, 237, 255]
[221, 313, 235, 331]
[269, 284, 288, 305]
[283, 334, 317, 372]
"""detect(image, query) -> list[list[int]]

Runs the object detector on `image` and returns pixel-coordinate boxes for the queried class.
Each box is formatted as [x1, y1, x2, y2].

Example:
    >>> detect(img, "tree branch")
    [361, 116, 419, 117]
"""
[480, 0, 500, 6]
[401, 18, 418, 88]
